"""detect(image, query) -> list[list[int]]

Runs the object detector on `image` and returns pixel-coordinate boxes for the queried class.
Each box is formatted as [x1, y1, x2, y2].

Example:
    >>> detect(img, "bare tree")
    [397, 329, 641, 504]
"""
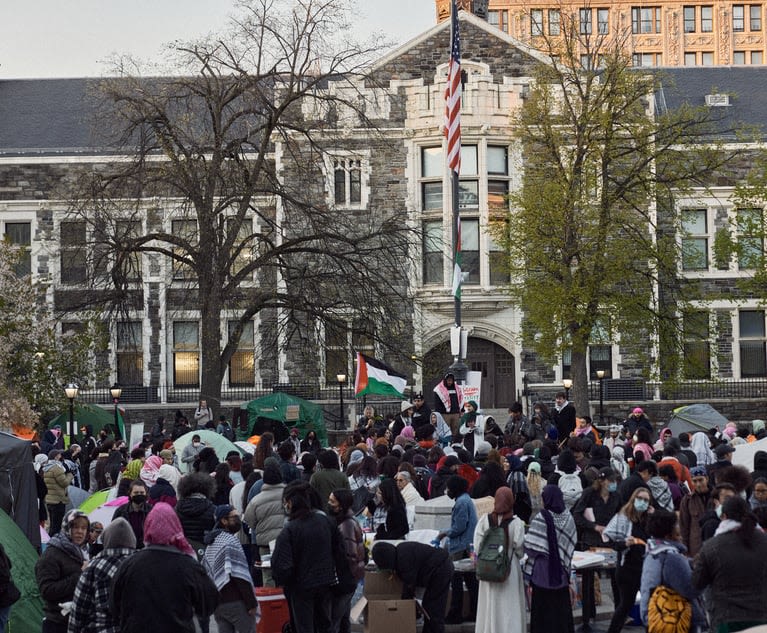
[67, 0, 414, 408]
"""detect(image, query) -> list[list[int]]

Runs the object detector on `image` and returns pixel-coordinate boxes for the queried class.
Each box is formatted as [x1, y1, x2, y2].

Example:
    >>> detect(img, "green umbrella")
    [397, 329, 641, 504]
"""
[0, 508, 44, 633]
[79, 489, 111, 514]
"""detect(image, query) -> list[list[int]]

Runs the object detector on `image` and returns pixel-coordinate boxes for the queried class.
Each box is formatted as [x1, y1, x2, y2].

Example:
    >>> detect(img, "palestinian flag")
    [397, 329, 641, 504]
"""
[354, 352, 407, 398]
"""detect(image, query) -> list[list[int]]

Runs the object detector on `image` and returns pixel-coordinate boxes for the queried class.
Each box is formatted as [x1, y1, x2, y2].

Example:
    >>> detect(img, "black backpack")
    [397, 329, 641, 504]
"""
[475, 514, 512, 582]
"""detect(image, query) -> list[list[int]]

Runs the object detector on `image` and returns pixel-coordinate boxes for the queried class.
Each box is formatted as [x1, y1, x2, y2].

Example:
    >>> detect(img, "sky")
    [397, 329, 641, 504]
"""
[0, 0, 437, 79]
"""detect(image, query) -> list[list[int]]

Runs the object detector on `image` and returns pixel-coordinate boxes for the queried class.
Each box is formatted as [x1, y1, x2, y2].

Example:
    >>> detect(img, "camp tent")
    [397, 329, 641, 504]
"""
[0, 431, 40, 549]
[47, 403, 125, 443]
[0, 508, 44, 632]
[243, 392, 327, 447]
[666, 404, 729, 436]
[173, 429, 245, 474]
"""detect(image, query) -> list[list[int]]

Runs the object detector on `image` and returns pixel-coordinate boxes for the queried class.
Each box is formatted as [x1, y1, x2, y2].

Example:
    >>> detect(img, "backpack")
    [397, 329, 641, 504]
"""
[558, 472, 583, 509]
[475, 513, 512, 582]
[647, 553, 692, 633]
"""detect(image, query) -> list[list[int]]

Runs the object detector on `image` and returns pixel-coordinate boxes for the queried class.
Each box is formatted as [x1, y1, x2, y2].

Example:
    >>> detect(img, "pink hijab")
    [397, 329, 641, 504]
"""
[140, 455, 163, 487]
[143, 502, 196, 557]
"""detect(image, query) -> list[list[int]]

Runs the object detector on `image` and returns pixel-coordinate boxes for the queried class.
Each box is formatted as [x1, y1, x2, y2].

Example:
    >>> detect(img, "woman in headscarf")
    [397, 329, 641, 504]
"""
[35, 509, 90, 633]
[139, 455, 163, 488]
[474, 488, 526, 633]
[523, 485, 577, 633]
[691, 431, 715, 467]
[526, 461, 544, 518]
[158, 463, 181, 492]
[610, 446, 631, 481]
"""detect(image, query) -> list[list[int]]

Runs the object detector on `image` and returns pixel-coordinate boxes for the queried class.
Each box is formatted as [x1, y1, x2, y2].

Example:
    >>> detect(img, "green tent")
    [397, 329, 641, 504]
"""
[47, 403, 125, 443]
[0, 508, 43, 633]
[173, 429, 245, 474]
[243, 392, 327, 447]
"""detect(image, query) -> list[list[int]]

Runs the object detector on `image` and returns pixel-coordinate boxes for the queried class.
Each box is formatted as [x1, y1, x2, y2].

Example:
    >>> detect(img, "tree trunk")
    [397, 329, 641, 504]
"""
[199, 282, 224, 413]
[570, 347, 590, 419]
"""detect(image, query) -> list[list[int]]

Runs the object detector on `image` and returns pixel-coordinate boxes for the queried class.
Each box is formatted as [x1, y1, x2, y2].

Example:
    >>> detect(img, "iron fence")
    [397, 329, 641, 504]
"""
[587, 378, 767, 401]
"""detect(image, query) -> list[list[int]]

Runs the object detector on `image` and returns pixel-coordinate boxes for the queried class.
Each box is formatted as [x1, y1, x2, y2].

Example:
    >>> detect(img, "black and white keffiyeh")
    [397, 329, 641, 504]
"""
[202, 530, 253, 591]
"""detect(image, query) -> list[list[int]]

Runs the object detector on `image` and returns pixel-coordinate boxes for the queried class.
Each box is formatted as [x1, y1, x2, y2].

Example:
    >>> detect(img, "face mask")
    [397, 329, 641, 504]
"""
[131, 494, 147, 505]
[193, 442, 200, 448]
[633, 498, 649, 513]
[715, 504, 723, 518]
[226, 518, 242, 534]
[632, 435, 639, 444]
[608, 482, 618, 492]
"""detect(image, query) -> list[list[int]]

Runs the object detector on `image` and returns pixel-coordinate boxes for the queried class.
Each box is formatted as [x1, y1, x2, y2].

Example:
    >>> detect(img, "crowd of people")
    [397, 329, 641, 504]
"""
[11, 386, 767, 633]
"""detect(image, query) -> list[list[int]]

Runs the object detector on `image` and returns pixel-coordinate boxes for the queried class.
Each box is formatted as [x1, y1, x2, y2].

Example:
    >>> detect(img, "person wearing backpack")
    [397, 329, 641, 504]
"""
[640, 510, 705, 633]
[473, 487, 526, 633]
[555, 449, 584, 510]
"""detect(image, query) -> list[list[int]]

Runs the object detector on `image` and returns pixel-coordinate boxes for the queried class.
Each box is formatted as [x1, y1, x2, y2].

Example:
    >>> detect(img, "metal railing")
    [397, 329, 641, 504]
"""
[587, 378, 767, 401]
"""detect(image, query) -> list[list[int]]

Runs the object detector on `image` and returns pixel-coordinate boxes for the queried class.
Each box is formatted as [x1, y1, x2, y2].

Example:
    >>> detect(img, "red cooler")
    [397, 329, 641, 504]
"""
[255, 587, 290, 633]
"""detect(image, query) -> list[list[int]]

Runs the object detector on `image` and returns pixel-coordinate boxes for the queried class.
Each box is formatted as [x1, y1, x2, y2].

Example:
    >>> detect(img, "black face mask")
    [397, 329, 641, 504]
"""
[131, 495, 147, 505]
[226, 518, 242, 534]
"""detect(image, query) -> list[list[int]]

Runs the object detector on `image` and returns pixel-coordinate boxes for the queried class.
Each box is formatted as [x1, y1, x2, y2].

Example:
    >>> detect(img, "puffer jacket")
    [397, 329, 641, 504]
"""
[175, 495, 216, 544]
[337, 512, 366, 582]
[243, 483, 286, 547]
[43, 462, 73, 505]
[34, 538, 84, 624]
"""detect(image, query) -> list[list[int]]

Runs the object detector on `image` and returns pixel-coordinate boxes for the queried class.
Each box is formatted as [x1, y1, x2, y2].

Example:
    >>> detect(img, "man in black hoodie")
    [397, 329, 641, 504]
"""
[79, 424, 97, 490]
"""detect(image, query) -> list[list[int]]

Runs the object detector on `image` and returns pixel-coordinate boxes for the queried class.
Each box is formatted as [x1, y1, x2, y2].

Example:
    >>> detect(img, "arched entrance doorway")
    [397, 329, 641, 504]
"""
[423, 337, 516, 409]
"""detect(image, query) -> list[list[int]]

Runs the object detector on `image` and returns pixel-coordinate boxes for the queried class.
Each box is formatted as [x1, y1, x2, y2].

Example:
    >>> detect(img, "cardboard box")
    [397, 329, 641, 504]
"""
[364, 570, 402, 598]
[365, 599, 416, 633]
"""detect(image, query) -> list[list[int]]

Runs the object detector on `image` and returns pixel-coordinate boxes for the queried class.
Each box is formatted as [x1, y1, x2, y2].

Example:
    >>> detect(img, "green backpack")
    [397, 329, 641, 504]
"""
[475, 514, 512, 582]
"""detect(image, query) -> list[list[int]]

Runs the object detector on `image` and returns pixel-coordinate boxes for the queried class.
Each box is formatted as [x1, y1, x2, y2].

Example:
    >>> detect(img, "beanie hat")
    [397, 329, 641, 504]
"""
[103, 517, 137, 550]
[159, 449, 173, 461]
[214, 504, 234, 525]
[263, 459, 283, 485]
[690, 466, 708, 477]
[632, 407, 644, 414]
[412, 454, 427, 468]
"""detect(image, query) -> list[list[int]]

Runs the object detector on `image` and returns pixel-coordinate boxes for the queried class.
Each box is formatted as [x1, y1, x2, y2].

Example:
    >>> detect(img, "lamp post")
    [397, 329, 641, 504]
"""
[337, 373, 347, 430]
[562, 378, 572, 402]
[596, 370, 605, 426]
[64, 383, 79, 447]
[521, 372, 530, 415]
[110, 383, 122, 440]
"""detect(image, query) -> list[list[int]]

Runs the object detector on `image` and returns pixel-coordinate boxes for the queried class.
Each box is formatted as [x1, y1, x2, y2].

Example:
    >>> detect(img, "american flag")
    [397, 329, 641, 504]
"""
[444, 0, 461, 174]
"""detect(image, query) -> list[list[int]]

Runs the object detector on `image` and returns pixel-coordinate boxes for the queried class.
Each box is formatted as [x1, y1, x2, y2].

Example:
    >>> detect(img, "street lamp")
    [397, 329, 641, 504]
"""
[521, 372, 530, 415]
[337, 373, 347, 430]
[596, 370, 605, 426]
[110, 383, 122, 440]
[64, 383, 79, 447]
[562, 378, 572, 402]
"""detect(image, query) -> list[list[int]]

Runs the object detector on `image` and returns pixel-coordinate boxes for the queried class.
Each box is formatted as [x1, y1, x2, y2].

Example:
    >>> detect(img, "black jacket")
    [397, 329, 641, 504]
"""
[34, 541, 84, 624]
[272, 510, 339, 591]
[175, 496, 216, 544]
[374, 505, 409, 540]
[391, 541, 452, 596]
[111, 545, 218, 633]
[572, 487, 622, 547]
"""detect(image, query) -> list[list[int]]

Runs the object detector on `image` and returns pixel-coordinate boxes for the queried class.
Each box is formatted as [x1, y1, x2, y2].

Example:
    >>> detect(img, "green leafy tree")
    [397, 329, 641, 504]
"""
[499, 13, 734, 415]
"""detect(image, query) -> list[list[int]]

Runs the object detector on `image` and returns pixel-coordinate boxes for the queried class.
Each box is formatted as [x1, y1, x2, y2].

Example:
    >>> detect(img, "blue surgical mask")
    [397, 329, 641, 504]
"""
[634, 498, 649, 512]
[715, 504, 723, 518]
[608, 482, 617, 492]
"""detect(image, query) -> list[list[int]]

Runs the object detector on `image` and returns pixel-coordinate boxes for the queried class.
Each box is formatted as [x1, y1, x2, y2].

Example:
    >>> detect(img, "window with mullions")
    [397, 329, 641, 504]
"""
[115, 220, 142, 281]
[4, 222, 31, 277]
[738, 208, 763, 270]
[423, 221, 444, 285]
[117, 321, 143, 386]
[531, 9, 544, 35]
[684, 6, 696, 31]
[228, 320, 255, 387]
[683, 311, 711, 379]
[225, 217, 253, 277]
[734, 5, 746, 30]
[632, 6, 661, 33]
[740, 310, 767, 377]
[333, 158, 362, 207]
[580, 8, 593, 34]
[562, 346, 613, 379]
[549, 9, 561, 34]
[171, 219, 197, 280]
[421, 147, 443, 211]
[323, 319, 374, 382]
[752, 4, 762, 29]
[597, 9, 609, 33]
[488, 224, 510, 286]
[701, 6, 713, 31]
[458, 145, 479, 209]
[60, 221, 87, 285]
[681, 209, 708, 270]
[173, 321, 199, 387]
[488, 9, 509, 32]
[461, 219, 480, 284]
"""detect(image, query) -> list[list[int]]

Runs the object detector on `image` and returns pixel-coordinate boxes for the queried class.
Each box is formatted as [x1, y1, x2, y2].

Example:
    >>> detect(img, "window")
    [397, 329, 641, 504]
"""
[458, 145, 479, 209]
[226, 217, 253, 277]
[423, 221, 444, 285]
[421, 147, 443, 211]
[734, 50, 746, 64]
[173, 321, 199, 387]
[333, 158, 362, 207]
[681, 209, 708, 270]
[531, 9, 544, 35]
[115, 220, 142, 281]
[580, 8, 593, 34]
[701, 52, 714, 65]
[734, 5, 745, 30]
[324, 318, 374, 382]
[171, 219, 197, 279]
[633, 52, 662, 66]
[488, 227, 509, 286]
[462, 220, 480, 284]
[597, 8, 610, 33]
[632, 7, 662, 33]
[751, 4, 762, 30]
[562, 346, 613, 379]
[684, 6, 696, 32]
[488, 9, 508, 31]
[740, 310, 767, 377]
[684, 52, 697, 65]
[4, 221, 31, 277]
[549, 9, 561, 35]
[60, 221, 87, 285]
[752, 50, 763, 63]
[228, 320, 255, 387]
[701, 6, 713, 31]
[683, 312, 711, 378]
[117, 321, 143, 386]
[738, 208, 763, 269]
